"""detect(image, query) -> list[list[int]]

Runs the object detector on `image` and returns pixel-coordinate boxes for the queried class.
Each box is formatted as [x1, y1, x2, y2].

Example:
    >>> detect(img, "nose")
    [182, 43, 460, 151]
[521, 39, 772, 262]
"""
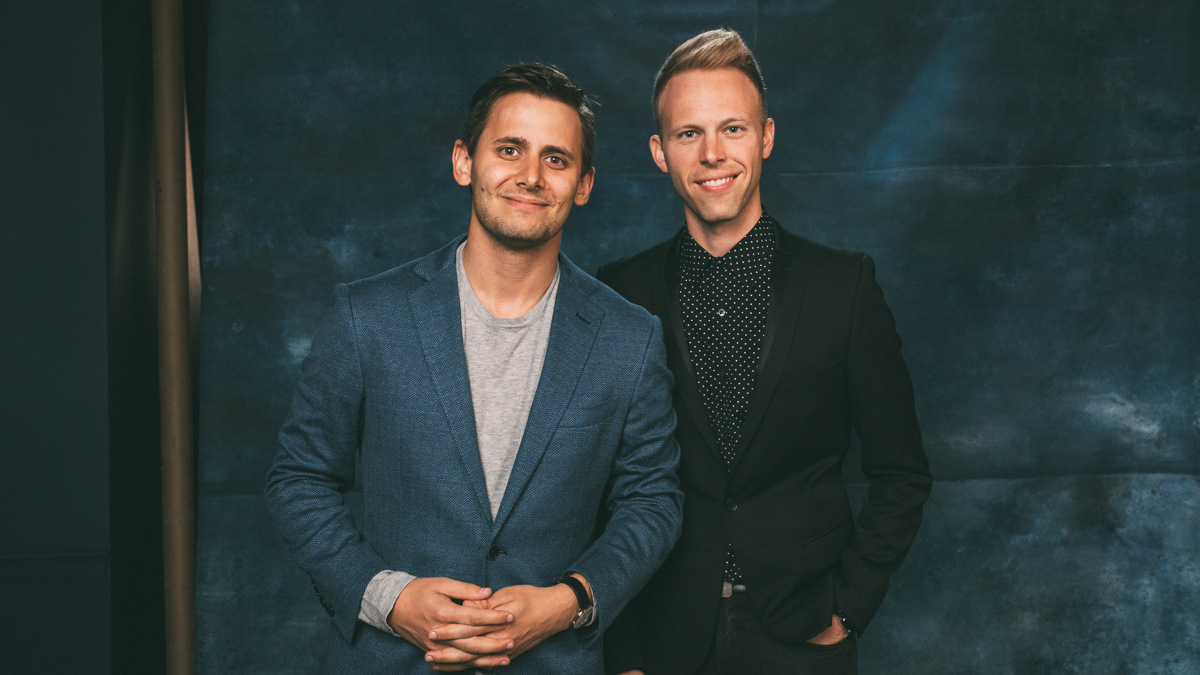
[700, 134, 725, 166]
[516, 155, 545, 190]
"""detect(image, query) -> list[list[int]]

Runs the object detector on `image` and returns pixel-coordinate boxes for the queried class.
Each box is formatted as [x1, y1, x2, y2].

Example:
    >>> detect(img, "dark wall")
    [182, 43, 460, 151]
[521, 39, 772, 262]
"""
[0, 2, 111, 672]
[197, 1, 1199, 672]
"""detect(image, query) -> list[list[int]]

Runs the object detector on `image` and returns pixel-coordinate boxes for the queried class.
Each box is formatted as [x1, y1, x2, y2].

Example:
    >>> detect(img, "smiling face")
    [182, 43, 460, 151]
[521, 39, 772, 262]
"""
[453, 92, 594, 252]
[651, 68, 774, 236]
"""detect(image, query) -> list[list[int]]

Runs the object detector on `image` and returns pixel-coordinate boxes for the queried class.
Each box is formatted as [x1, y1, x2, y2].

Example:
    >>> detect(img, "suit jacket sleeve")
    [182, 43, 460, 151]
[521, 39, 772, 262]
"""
[264, 284, 391, 643]
[836, 254, 932, 632]
[568, 315, 684, 636]
[594, 263, 649, 673]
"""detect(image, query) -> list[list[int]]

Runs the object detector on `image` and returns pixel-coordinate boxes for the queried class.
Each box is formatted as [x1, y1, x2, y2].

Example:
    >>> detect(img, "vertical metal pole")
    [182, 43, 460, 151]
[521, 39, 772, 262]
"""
[152, 0, 195, 671]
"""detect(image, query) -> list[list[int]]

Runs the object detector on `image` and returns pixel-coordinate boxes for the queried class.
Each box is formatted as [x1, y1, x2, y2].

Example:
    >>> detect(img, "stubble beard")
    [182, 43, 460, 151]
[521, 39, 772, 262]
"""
[472, 185, 565, 252]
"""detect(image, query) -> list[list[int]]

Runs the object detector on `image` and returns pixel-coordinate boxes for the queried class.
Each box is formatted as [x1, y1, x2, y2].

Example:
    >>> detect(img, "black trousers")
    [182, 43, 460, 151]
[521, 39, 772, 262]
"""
[694, 593, 857, 675]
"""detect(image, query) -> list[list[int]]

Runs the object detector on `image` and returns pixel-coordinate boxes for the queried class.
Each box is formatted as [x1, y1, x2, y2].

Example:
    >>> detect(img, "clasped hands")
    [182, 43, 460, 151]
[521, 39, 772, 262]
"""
[388, 576, 584, 671]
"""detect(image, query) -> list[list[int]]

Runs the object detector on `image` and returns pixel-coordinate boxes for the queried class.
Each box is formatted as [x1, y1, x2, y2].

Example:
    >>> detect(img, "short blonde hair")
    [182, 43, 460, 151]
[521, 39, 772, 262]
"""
[652, 28, 767, 133]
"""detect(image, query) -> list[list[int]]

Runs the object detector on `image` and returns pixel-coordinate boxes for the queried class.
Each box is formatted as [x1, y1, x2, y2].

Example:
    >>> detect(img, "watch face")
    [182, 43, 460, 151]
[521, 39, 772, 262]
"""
[572, 605, 595, 629]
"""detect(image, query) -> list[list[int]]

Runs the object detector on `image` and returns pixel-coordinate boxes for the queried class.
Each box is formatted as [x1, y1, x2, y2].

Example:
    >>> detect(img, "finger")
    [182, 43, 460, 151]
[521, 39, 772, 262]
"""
[427, 653, 511, 667]
[427, 661, 471, 673]
[428, 622, 497, 641]
[436, 604, 514, 628]
[430, 658, 506, 671]
[438, 635, 514, 655]
[428, 660, 487, 673]
[425, 647, 476, 665]
[431, 578, 494, 602]
[463, 654, 511, 669]
[425, 646, 512, 665]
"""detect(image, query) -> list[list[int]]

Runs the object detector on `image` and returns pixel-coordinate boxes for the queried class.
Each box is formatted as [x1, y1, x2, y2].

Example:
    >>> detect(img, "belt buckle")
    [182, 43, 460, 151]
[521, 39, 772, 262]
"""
[721, 582, 747, 597]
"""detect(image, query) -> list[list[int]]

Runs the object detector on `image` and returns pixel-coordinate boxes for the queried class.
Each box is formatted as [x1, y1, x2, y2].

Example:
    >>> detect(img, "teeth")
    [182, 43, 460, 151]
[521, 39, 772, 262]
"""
[700, 176, 734, 187]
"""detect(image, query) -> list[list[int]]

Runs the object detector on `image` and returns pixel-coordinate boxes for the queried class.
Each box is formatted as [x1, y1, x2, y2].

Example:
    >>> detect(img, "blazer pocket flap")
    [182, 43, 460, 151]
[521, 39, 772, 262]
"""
[803, 518, 853, 571]
[775, 360, 843, 393]
[558, 395, 617, 428]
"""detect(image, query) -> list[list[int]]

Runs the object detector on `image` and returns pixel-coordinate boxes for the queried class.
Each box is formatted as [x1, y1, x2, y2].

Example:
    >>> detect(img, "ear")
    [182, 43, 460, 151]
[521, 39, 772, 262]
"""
[649, 135, 669, 174]
[761, 118, 775, 160]
[452, 140, 473, 187]
[573, 167, 595, 206]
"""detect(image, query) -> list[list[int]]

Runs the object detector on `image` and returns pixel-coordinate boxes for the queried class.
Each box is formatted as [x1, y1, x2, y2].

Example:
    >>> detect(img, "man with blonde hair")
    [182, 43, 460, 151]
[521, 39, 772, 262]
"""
[598, 29, 931, 674]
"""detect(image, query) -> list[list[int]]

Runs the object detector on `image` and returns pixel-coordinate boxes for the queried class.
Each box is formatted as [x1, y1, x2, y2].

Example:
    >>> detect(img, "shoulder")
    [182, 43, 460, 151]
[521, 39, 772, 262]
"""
[596, 235, 674, 282]
[560, 255, 659, 333]
[343, 262, 418, 297]
[595, 233, 677, 308]
[775, 223, 875, 289]
[778, 225, 865, 267]
[340, 235, 462, 305]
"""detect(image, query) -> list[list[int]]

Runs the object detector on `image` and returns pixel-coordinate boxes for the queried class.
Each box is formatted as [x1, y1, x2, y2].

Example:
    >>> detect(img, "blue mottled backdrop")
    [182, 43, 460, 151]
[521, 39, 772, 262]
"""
[197, 1, 1200, 672]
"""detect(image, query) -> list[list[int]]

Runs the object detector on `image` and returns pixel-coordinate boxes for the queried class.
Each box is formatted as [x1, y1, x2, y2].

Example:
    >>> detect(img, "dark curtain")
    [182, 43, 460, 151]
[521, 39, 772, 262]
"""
[105, 0, 207, 671]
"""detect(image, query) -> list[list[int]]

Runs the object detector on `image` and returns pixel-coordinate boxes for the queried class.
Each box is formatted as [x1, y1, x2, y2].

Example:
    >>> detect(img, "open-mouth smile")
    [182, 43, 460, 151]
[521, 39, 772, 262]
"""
[697, 175, 737, 189]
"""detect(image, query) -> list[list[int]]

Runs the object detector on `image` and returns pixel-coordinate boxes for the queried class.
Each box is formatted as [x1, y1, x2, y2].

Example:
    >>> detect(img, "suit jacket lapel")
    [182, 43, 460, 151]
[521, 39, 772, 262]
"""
[410, 239, 492, 522]
[657, 238, 723, 462]
[728, 225, 806, 475]
[491, 258, 603, 534]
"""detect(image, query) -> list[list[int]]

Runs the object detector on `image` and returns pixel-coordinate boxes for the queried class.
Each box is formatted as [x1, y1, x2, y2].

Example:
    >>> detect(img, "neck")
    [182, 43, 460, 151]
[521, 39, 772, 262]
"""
[461, 220, 561, 319]
[684, 194, 763, 257]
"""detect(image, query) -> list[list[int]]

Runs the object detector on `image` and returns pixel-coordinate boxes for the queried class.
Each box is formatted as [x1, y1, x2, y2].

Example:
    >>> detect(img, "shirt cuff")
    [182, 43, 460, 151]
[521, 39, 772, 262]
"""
[358, 569, 417, 635]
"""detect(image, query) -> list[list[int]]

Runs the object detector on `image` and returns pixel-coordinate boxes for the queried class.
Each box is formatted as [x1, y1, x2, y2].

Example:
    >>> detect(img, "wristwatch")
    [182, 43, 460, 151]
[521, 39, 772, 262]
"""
[558, 574, 595, 629]
[834, 606, 858, 638]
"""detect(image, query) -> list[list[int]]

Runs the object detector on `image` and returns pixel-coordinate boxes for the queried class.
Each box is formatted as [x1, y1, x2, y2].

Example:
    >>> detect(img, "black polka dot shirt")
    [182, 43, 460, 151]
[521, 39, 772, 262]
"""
[678, 213, 774, 585]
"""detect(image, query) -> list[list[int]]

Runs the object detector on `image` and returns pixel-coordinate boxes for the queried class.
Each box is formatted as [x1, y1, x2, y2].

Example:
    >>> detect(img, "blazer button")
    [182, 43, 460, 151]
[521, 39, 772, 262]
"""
[311, 580, 335, 616]
[486, 545, 504, 561]
[725, 498, 738, 512]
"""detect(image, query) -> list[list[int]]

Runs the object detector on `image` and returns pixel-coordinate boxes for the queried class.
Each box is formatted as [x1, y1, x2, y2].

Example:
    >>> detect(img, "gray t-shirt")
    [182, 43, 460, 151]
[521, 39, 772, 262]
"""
[457, 242, 560, 518]
[357, 242, 559, 634]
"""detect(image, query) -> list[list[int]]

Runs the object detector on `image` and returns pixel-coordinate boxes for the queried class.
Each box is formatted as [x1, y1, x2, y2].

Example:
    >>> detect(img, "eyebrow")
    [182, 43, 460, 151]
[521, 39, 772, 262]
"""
[493, 135, 530, 150]
[670, 116, 753, 134]
[493, 136, 577, 161]
[541, 144, 577, 161]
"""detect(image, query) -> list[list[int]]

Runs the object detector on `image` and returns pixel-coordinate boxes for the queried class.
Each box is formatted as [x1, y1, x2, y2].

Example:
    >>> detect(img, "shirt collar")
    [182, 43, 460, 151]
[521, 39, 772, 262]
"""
[679, 212, 775, 275]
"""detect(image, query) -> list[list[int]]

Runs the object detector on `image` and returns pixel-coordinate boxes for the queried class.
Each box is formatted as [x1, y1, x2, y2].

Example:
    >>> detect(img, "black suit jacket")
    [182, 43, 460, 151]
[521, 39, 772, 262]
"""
[596, 219, 932, 675]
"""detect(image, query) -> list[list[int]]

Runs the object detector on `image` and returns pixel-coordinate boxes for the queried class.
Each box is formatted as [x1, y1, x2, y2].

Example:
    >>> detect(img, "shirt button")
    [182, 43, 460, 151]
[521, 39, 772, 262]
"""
[726, 498, 738, 512]
[716, 308, 727, 317]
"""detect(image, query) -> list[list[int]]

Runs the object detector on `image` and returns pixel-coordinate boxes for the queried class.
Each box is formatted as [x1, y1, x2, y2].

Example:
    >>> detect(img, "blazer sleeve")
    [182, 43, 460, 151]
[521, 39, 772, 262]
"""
[264, 284, 391, 643]
[594, 262, 650, 674]
[567, 316, 684, 636]
[836, 254, 932, 633]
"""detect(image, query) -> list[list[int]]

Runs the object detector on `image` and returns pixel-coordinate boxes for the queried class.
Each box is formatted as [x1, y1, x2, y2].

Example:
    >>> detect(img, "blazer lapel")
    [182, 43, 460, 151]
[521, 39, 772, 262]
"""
[410, 239, 492, 522]
[728, 223, 806, 475]
[491, 258, 603, 534]
[657, 239, 722, 462]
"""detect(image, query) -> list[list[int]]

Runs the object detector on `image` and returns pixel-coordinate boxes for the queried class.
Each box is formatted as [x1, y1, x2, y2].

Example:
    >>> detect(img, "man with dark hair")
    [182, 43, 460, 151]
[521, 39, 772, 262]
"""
[460, 64, 597, 174]
[266, 63, 683, 674]
[599, 30, 932, 674]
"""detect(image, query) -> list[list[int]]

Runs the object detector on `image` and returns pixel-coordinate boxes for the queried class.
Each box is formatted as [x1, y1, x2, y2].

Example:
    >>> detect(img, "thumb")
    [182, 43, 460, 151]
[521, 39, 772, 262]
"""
[433, 578, 493, 601]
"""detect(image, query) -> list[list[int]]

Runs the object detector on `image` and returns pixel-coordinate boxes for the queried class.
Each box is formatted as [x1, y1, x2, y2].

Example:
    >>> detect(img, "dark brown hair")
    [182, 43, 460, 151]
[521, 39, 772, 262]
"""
[461, 63, 596, 171]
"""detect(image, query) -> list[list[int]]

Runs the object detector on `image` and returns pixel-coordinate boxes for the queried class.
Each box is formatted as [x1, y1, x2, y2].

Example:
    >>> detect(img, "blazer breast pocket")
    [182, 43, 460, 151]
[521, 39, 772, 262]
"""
[557, 395, 617, 429]
[775, 360, 843, 394]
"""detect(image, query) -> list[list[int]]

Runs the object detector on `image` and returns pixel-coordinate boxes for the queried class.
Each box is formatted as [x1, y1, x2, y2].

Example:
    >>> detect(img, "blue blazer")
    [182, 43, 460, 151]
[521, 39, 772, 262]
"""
[265, 236, 684, 674]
